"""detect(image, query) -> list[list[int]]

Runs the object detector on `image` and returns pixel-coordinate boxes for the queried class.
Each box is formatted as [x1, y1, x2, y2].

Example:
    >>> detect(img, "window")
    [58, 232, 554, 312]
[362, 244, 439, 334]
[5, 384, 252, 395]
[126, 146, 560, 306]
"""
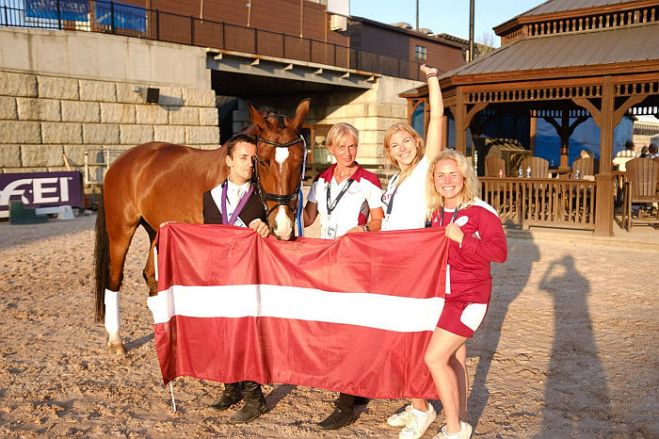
[415, 45, 427, 61]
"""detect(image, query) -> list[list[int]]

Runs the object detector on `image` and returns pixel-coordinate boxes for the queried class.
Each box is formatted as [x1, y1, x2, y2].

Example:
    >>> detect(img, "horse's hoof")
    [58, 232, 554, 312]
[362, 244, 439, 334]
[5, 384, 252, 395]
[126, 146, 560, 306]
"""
[108, 342, 126, 356]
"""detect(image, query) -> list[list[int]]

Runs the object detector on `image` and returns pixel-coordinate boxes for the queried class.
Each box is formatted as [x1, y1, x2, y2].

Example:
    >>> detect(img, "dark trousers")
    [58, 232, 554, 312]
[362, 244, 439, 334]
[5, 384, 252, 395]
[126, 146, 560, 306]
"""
[335, 392, 369, 413]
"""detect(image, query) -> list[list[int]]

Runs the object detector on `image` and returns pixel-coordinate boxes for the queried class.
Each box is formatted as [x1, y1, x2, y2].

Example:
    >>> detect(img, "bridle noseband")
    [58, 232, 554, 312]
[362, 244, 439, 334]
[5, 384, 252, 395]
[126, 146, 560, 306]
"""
[253, 134, 306, 218]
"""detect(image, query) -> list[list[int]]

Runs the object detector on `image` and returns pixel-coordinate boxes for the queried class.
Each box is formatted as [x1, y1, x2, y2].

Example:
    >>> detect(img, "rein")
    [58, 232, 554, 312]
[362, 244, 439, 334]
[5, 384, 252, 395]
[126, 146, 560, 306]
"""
[254, 134, 307, 234]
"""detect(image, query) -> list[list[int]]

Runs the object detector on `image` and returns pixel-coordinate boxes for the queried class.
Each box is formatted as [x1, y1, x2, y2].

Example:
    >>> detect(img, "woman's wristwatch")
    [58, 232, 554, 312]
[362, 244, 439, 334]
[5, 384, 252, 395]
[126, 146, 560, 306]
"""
[361, 224, 370, 232]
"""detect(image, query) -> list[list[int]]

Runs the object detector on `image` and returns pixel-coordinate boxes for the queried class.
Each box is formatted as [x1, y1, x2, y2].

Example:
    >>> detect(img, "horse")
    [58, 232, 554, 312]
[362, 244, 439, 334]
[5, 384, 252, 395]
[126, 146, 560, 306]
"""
[94, 99, 310, 355]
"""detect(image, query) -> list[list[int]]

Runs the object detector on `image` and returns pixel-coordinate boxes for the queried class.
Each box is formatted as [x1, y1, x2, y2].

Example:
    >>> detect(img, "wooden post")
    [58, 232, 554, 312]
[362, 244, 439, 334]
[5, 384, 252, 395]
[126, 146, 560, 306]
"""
[594, 76, 614, 236]
[529, 113, 536, 153]
[454, 89, 467, 154]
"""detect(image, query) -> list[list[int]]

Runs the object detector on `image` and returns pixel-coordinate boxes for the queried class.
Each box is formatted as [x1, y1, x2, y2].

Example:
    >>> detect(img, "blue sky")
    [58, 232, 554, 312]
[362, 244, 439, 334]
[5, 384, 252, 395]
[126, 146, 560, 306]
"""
[350, 0, 547, 45]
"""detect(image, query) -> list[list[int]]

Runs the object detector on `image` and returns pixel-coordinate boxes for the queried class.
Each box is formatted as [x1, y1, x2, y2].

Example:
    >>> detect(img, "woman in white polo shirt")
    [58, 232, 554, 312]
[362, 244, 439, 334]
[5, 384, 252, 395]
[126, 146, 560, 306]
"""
[302, 122, 384, 430]
[381, 64, 452, 439]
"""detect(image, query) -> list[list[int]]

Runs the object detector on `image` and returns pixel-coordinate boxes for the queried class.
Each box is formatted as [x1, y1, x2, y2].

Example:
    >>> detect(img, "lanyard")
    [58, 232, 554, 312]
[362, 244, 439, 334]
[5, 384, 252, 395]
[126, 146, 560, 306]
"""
[326, 179, 354, 216]
[439, 204, 460, 226]
[384, 174, 399, 216]
[221, 182, 254, 226]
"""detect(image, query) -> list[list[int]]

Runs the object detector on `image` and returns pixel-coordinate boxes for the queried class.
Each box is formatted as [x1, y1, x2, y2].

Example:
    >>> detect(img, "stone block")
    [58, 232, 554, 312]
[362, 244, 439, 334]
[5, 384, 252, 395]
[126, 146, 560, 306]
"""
[326, 104, 369, 119]
[153, 126, 185, 144]
[186, 126, 219, 145]
[168, 107, 199, 125]
[0, 145, 21, 167]
[61, 101, 100, 122]
[158, 87, 184, 106]
[135, 105, 168, 124]
[0, 72, 38, 97]
[0, 121, 41, 143]
[0, 96, 17, 120]
[21, 144, 64, 167]
[63, 144, 94, 167]
[82, 124, 119, 144]
[120, 125, 154, 145]
[79, 80, 117, 102]
[367, 103, 406, 118]
[16, 98, 61, 121]
[116, 83, 145, 104]
[182, 88, 216, 107]
[41, 122, 83, 144]
[199, 108, 219, 126]
[38, 76, 79, 100]
[100, 103, 136, 124]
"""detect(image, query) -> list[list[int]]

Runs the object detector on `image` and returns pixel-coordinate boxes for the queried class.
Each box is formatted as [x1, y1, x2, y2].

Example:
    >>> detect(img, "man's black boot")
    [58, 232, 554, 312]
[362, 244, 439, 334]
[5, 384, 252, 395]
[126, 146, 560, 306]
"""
[210, 382, 242, 411]
[318, 407, 355, 430]
[229, 381, 267, 423]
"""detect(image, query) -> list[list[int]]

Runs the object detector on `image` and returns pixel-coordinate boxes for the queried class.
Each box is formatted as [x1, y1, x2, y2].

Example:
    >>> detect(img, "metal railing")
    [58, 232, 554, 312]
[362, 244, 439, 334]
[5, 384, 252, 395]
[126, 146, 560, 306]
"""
[83, 148, 124, 189]
[0, 0, 424, 81]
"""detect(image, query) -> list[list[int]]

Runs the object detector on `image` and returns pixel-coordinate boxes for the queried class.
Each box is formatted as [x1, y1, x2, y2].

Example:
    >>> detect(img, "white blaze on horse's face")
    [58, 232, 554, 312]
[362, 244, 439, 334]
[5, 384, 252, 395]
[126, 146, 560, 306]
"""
[273, 206, 293, 239]
[274, 147, 289, 168]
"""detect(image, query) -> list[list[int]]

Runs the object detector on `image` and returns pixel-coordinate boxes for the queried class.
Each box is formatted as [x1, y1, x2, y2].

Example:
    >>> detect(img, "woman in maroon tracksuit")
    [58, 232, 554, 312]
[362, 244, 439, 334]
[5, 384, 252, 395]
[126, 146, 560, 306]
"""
[424, 149, 507, 439]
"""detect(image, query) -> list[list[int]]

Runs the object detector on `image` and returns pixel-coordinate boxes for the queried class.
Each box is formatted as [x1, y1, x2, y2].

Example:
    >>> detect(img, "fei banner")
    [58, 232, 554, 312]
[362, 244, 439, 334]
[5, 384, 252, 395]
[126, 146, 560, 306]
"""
[149, 224, 449, 399]
[0, 171, 83, 217]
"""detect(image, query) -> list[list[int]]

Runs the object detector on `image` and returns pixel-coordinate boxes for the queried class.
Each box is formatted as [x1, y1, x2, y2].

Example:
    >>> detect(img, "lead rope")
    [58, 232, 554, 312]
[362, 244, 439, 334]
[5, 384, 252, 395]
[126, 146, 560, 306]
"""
[296, 140, 308, 237]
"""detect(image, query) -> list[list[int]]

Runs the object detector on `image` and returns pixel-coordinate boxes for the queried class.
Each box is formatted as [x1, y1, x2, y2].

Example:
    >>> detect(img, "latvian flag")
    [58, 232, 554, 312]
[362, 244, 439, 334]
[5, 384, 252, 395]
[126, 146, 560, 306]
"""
[148, 224, 449, 399]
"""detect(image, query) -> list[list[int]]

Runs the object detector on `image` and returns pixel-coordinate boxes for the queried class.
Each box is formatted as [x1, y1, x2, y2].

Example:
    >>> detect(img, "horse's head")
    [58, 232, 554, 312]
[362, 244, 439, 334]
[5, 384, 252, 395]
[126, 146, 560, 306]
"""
[247, 99, 310, 240]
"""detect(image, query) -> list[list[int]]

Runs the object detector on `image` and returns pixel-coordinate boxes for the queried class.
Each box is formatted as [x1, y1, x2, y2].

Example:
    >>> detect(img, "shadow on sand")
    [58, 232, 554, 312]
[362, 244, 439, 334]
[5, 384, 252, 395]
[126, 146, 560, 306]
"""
[535, 254, 612, 437]
[467, 228, 539, 427]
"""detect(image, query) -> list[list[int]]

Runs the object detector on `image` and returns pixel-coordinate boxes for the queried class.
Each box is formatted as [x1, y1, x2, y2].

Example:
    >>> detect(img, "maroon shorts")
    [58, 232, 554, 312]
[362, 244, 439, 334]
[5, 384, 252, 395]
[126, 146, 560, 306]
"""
[436, 299, 488, 338]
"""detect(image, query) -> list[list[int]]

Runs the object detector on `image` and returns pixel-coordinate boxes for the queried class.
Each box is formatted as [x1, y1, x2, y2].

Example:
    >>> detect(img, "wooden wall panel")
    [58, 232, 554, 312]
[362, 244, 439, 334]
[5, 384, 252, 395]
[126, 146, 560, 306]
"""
[354, 23, 465, 73]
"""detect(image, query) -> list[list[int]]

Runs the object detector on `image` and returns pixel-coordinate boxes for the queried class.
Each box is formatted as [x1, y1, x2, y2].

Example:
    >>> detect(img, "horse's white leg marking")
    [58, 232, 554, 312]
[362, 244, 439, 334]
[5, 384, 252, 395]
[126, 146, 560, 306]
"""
[274, 206, 293, 239]
[104, 289, 123, 353]
[275, 147, 289, 166]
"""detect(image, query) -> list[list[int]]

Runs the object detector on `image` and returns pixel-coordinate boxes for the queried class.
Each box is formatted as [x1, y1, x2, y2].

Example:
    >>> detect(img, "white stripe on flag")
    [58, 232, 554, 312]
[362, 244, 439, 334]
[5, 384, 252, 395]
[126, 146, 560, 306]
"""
[147, 285, 444, 333]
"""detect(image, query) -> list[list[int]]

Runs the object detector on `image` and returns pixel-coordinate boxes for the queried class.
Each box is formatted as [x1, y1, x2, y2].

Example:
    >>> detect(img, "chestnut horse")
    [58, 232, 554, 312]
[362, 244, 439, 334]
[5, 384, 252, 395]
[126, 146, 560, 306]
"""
[94, 99, 310, 354]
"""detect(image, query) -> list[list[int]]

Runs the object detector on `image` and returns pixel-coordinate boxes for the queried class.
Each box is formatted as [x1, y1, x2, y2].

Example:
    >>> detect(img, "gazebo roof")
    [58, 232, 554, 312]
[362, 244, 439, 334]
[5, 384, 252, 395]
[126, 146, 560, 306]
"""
[401, 0, 659, 97]
[401, 21, 659, 97]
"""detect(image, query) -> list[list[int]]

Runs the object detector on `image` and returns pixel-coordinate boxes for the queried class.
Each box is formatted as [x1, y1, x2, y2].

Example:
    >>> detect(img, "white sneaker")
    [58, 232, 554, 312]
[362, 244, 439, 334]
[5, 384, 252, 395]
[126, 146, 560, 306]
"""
[399, 404, 437, 439]
[387, 404, 413, 427]
[432, 421, 473, 439]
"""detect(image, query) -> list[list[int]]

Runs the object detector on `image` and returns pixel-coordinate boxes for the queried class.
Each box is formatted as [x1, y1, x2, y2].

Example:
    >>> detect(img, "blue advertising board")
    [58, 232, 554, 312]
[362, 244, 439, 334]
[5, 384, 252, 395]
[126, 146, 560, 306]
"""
[26, 0, 89, 21]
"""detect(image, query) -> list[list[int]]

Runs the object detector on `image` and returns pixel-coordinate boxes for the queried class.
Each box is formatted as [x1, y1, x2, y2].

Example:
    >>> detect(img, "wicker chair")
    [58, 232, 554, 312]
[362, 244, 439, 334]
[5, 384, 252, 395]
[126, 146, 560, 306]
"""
[622, 158, 659, 231]
[485, 156, 506, 177]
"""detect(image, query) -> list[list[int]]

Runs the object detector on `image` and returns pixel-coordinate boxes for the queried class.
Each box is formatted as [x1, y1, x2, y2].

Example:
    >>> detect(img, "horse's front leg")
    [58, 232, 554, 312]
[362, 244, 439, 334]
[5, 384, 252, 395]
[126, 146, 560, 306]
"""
[143, 235, 159, 297]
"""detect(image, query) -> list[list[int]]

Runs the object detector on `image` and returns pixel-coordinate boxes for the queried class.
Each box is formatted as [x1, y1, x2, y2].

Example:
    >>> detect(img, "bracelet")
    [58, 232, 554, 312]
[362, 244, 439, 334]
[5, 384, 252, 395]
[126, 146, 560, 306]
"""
[426, 72, 438, 79]
[361, 224, 370, 232]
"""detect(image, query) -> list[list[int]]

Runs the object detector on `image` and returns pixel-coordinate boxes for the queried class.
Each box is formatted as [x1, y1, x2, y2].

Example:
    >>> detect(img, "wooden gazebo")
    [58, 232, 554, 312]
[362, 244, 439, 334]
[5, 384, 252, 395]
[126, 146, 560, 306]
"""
[401, 0, 659, 236]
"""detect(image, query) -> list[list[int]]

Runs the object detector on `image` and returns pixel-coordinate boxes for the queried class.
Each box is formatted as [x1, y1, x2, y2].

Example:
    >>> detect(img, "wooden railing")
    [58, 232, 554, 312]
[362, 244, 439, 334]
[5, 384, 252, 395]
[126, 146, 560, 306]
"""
[481, 177, 597, 230]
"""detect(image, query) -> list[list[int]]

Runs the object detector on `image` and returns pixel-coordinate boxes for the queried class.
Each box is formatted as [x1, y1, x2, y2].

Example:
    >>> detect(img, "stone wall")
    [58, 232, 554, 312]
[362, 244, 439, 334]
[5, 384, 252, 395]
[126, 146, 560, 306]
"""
[0, 28, 219, 176]
[0, 71, 219, 174]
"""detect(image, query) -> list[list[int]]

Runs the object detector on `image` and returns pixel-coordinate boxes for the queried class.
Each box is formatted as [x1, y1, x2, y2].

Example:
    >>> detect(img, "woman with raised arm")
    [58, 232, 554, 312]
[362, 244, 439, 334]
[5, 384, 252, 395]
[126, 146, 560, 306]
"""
[380, 64, 447, 439]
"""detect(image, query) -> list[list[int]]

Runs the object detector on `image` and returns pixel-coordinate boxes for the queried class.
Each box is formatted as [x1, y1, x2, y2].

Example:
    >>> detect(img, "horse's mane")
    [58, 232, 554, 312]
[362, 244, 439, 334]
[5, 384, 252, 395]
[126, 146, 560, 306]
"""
[241, 107, 288, 137]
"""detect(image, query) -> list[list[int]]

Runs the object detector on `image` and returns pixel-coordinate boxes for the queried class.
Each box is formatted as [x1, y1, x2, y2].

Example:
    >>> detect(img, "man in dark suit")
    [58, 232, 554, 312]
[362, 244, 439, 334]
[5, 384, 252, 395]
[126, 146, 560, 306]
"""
[205, 133, 269, 423]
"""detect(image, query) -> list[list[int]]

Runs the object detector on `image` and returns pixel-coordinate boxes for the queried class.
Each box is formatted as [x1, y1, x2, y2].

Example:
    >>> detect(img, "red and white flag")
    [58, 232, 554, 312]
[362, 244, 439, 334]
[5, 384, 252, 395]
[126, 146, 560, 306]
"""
[148, 224, 449, 399]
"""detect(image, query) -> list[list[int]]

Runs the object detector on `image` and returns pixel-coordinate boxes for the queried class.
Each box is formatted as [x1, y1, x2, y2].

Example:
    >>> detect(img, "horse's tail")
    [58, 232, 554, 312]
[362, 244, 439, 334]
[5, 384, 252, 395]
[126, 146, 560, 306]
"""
[94, 190, 109, 323]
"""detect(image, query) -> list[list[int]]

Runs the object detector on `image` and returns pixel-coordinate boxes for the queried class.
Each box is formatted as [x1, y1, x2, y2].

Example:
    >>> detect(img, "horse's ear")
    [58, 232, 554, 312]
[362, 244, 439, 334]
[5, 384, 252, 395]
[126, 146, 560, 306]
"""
[248, 102, 267, 131]
[288, 98, 311, 132]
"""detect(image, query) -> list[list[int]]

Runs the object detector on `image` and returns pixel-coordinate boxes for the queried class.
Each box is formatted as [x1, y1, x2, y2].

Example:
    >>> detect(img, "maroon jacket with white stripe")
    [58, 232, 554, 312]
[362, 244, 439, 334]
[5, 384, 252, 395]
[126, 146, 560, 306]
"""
[431, 199, 507, 304]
